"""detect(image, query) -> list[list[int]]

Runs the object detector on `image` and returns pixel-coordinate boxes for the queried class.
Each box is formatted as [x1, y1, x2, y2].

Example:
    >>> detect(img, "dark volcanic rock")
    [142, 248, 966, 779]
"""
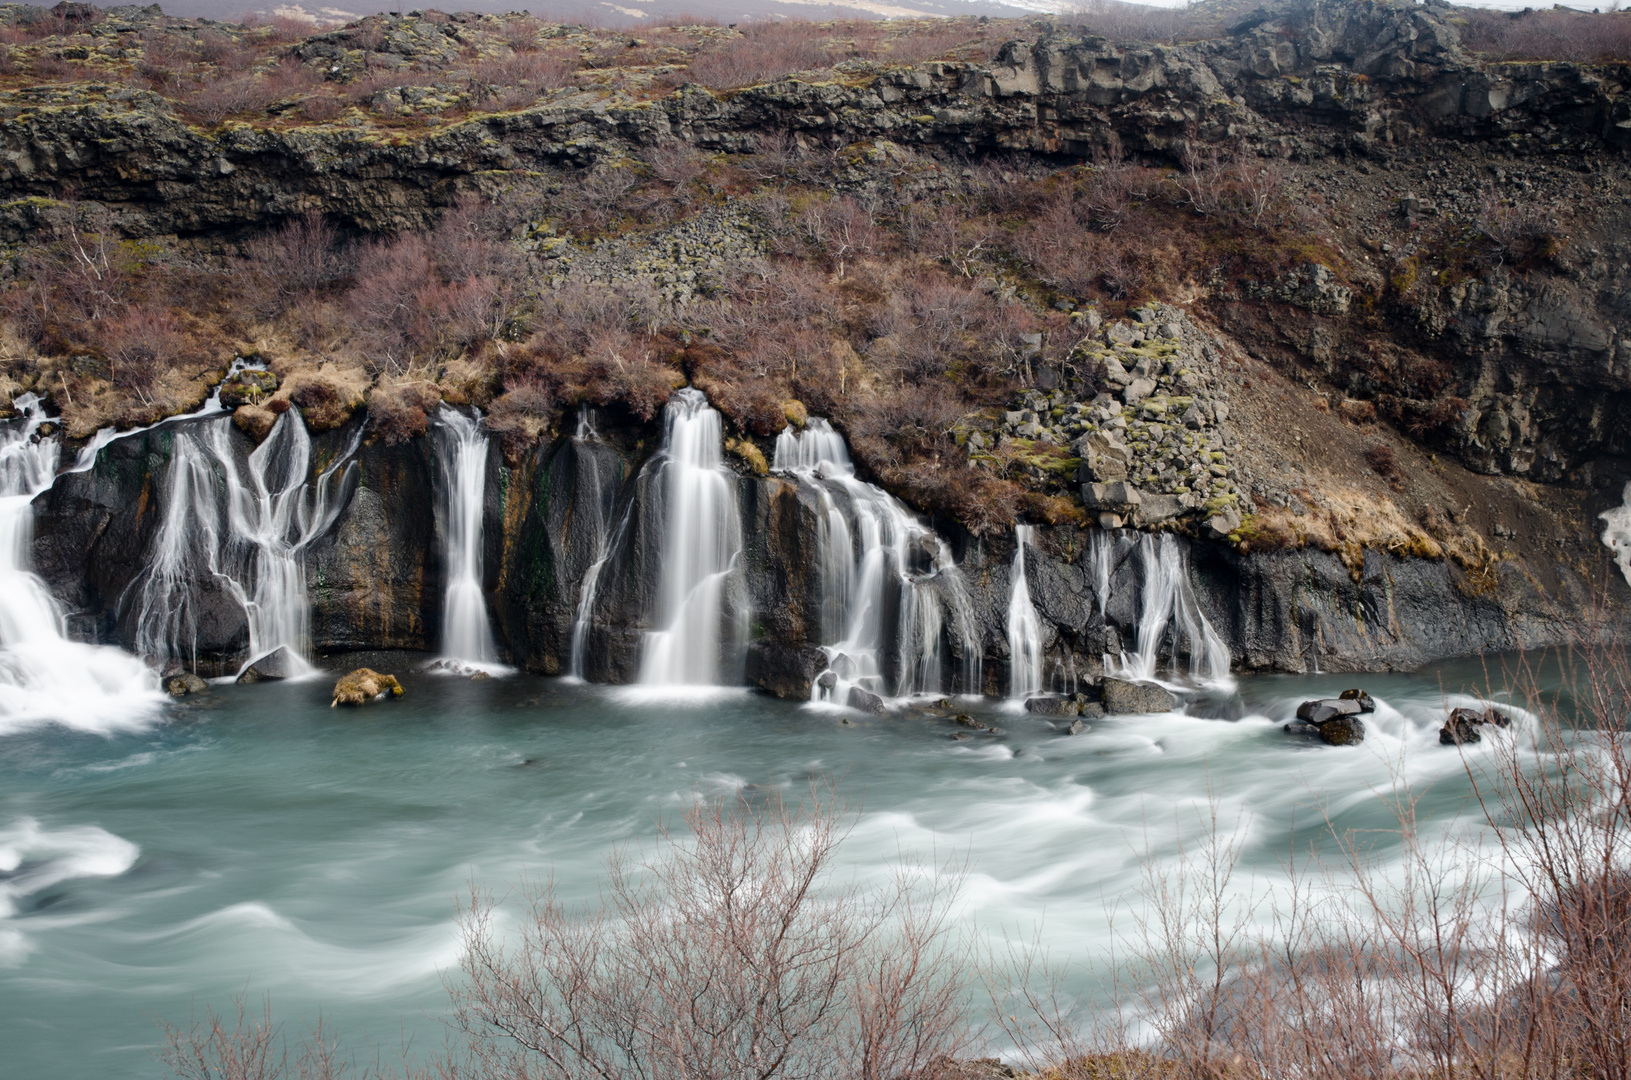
[1318, 715, 1366, 746]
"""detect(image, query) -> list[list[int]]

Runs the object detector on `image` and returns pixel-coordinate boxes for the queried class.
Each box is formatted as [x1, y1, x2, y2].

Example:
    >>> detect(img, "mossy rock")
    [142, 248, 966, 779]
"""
[332, 668, 404, 707]
[219, 369, 279, 408]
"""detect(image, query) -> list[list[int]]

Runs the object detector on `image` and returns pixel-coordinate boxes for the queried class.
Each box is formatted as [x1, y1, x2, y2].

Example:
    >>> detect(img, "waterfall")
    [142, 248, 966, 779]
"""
[129, 409, 358, 676]
[0, 395, 161, 733]
[1603, 481, 1631, 588]
[637, 389, 745, 687]
[434, 406, 502, 672]
[1113, 532, 1231, 686]
[566, 410, 621, 681]
[1007, 525, 1043, 700]
[773, 418, 981, 703]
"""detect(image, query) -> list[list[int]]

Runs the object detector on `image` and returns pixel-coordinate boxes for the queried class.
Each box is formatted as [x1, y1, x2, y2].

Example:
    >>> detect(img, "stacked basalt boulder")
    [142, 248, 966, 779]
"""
[1439, 705, 1513, 745]
[1287, 688, 1375, 745]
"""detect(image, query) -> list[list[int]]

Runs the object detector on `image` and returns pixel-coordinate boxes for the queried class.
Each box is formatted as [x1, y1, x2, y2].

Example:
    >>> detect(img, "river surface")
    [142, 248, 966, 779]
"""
[0, 653, 1567, 1078]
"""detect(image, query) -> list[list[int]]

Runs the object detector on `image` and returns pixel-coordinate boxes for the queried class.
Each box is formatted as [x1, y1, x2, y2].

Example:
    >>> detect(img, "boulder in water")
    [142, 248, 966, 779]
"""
[332, 668, 405, 707]
[1065, 718, 1090, 736]
[166, 672, 209, 697]
[1290, 697, 1368, 745]
[1340, 688, 1377, 713]
[1295, 698, 1362, 724]
[1024, 696, 1079, 717]
[470, 670, 492, 681]
[955, 714, 989, 730]
[1103, 678, 1176, 714]
[846, 686, 887, 714]
[1319, 715, 1366, 746]
[238, 646, 300, 684]
[1439, 705, 1511, 745]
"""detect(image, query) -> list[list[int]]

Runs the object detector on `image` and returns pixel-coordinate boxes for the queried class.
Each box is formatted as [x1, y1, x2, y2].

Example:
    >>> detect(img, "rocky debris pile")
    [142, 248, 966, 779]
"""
[968, 305, 1245, 539]
[1287, 688, 1374, 745]
[331, 667, 405, 706]
[535, 206, 764, 305]
[1439, 704, 1512, 745]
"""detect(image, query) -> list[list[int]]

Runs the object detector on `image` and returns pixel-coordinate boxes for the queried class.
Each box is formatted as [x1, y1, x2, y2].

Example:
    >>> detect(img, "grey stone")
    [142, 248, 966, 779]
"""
[847, 686, 887, 714]
[1103, 678, 1176, 714]
[1065, 718, 1089, 735]
[1123, 378, 1157, 405]
[1024, 696, 1079, 716]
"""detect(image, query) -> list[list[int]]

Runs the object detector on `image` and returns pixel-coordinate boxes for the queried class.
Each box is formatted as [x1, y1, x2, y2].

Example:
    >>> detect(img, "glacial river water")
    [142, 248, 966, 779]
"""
[0, 653, 1575, 1078]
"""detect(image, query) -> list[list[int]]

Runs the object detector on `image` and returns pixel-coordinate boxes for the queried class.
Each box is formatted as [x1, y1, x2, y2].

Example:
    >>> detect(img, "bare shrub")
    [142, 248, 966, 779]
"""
[159, 992, 364, 1080]
[1477, 185, 1560, 262]
[299, 94, 345, 122]
[1364, 441, 1402, 484]
[448, 786, 972, 1080]
[684, 21, 834, 89]
[180, 71, 282, 125]
[241, 212, 346, 315]
[96, 306, 192, 403]
[1461, 7, 1631, 62]
[553, 165, 638, 236]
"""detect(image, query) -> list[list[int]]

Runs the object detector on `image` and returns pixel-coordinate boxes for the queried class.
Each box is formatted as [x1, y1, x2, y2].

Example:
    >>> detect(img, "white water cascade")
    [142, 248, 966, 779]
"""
[435, 406, 502, 672]
[1096, 530, 1231, 686]
[637, 389, 745, 687]
[566, 410, 621, 681]
[130, 409, 358, 677]
[773, 418, 981, 703]
[0, 395, 162, 733]
[1603, 481, 1631, 588]
[1007, 525, 1044, 700]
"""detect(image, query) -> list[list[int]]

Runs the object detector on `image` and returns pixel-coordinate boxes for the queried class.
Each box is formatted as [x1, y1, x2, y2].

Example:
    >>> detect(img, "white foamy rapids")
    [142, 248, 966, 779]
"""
[1603, 481, 1631, 588]
[1008, 525, 1043, 700]
[638, 389, 746, 687]
[0, 817, 139, 966]
[128, 409, 358, 677]
[434, 406, 506, 674]
[775, 418, 981, 704]
[0, 396, 163, 735]
[1099, 530, 1233, 688]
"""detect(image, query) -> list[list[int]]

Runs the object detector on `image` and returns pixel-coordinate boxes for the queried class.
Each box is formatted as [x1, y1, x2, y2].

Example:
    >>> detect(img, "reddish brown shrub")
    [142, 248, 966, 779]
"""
[684, 21, 834, 89]
[1461, 7, 1631, 62]
[96, 306, 191, 400]
[367, 379, 442, 445]
[240, 212, 345, 314]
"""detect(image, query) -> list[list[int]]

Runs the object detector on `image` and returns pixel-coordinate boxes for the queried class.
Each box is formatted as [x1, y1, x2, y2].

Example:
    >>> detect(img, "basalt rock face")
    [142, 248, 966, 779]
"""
[0, 0, 1625, 240]
[30, 413, 441, 670]
[20, 402, 1620, 687]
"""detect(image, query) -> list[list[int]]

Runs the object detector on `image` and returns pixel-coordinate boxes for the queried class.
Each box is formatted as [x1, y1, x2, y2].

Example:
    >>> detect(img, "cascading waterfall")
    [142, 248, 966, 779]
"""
[1114, 532, 1231, 686]
[130, 409, 358, 676]
[434, 406, 502, 672]
[0, 395, 161, 732]
[637, 389, 745, 687]
[566, 410, 621, 681]
[773, 418, 981, 703]
[1603, 481, 1631, 588]
[1007, 525, 1043, 700]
